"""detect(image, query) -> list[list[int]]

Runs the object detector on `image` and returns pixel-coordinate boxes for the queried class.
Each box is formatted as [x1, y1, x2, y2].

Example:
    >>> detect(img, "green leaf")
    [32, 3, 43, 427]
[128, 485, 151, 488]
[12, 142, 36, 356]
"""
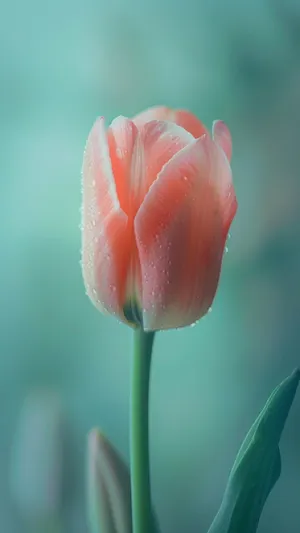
[87, 429, 132, 533]
[207, 369, 300, 533]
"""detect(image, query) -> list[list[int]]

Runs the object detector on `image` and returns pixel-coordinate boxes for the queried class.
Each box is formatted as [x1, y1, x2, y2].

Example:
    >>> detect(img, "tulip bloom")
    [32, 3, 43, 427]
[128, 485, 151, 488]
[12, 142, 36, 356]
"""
[82, 106, 237, 331]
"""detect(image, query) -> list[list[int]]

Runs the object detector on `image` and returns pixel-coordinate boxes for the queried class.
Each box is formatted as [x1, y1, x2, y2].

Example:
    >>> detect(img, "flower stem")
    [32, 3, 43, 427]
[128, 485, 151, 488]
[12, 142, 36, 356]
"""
[130, 329, 155, 533]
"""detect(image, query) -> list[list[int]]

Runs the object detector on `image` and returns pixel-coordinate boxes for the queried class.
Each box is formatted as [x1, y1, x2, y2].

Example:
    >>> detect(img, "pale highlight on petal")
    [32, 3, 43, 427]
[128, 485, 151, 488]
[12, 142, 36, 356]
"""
[82, 117, 130, 322]
[134, 136, 224, 331]
[133, 106, 206, 139]
[212, 120, 232, 162]
[208, 135, 237, 239]
[107, 117, 138, 216]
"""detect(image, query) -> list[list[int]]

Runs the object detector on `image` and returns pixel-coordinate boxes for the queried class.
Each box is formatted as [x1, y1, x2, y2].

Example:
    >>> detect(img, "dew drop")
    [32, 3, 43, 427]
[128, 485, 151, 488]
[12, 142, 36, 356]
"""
[116, 148, 122, 158]
[183, 176, 188, 181]
[225, 246, 229, 254]
[208, 307, 212, 314]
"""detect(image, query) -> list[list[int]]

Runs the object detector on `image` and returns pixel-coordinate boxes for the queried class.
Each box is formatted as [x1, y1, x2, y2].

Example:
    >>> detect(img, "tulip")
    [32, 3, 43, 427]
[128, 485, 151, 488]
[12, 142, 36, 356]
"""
[82, 106, 237, 331]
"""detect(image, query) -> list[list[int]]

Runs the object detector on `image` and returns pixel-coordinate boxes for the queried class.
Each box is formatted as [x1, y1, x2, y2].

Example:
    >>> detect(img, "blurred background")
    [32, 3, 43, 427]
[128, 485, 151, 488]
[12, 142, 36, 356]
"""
[1, 0, 300, 531]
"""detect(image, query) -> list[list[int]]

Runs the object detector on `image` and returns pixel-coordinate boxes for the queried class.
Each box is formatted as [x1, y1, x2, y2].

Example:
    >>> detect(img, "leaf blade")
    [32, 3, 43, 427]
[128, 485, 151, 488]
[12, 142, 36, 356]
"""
[207, 369, 299, 533]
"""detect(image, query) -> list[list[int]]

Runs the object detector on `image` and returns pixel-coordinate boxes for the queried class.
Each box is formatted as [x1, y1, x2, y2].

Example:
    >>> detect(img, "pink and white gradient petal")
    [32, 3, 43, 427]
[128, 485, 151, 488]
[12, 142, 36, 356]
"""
[138, 120, 194, 201]
[134, 136, 224, 331]
[82, 117, 130, 322]
[107, 116, 138, 216]
[208, 134, 237, 239]
[212, 120, 232, 162]
[133, 106, 207, 139]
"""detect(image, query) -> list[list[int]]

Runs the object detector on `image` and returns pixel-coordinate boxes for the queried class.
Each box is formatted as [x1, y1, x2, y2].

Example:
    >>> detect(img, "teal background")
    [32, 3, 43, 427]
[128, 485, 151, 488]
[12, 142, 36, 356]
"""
[1, 1, 300, 531]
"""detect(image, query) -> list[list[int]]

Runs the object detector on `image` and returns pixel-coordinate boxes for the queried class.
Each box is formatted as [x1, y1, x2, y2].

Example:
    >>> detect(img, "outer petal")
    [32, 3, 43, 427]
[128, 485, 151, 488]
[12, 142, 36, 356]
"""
[208, 135, 237, 239]
[82, 117, 131, 323]
[212, 120, 232, 162]
[134, 136, 224, 331]
[133, 106, 206, 139]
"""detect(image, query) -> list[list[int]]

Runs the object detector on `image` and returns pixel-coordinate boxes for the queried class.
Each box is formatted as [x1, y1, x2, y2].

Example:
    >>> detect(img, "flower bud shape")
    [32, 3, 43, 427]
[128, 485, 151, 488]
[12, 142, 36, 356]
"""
[10, 390, 63, 522]
[87, 429, 132, 533]
[81, 106, 237, 330]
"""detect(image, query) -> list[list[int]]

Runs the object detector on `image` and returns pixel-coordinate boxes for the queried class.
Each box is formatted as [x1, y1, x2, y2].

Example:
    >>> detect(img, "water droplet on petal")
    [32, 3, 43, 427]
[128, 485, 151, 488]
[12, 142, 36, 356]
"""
[208, 307, 212, 314]
[225, 246, 229, 254]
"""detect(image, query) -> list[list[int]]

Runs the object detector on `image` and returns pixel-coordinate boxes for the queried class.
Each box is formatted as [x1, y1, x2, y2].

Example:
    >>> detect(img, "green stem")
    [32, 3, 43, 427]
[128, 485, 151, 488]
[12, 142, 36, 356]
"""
[130, 328, 155, 533]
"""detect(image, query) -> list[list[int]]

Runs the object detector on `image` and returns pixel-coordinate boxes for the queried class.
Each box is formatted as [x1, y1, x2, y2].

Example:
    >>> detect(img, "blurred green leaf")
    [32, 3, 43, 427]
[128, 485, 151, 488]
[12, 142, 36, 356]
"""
[87, 429, 160, 533]
[207, 369, 300, 533]
[87, 429, 132, 533]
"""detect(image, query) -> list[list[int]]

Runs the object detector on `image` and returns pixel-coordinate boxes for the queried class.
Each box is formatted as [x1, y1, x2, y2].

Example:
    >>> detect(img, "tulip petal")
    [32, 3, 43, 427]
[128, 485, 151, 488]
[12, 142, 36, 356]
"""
[133, 106, 171, 127]
[138, 119, 194, 202]
[174, 109, 207, 139]
[209, 137, 237, 239]
[134, 136, 224, 331]
[107, 116, 139, 216]
[133, 106, 206, 139]
[82, 117, 130, 322]
[212, 120, 232, 162]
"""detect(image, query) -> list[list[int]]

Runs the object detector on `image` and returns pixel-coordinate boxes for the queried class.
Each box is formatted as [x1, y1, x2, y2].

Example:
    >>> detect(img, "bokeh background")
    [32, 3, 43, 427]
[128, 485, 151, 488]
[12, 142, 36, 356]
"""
[1, 0, 300, 531]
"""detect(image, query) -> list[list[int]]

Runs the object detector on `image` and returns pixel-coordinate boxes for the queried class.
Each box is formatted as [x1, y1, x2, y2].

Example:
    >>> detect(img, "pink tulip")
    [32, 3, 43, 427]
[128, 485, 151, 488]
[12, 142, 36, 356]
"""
[81, 106, 237, 331]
